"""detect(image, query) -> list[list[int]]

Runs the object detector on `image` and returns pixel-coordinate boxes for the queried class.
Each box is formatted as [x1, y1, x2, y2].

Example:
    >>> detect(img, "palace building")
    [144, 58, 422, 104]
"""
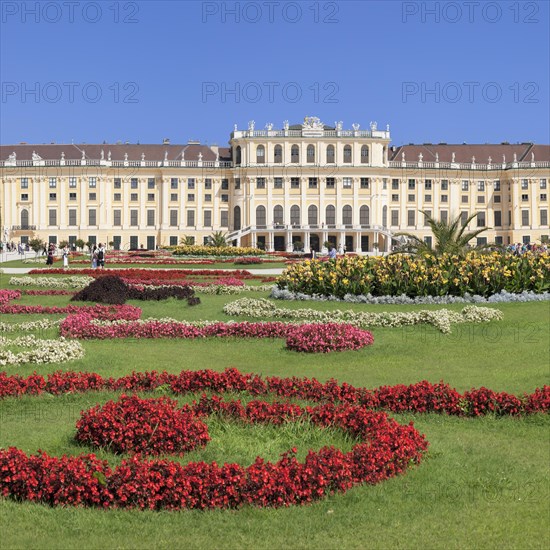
[1, 117, 549, 252]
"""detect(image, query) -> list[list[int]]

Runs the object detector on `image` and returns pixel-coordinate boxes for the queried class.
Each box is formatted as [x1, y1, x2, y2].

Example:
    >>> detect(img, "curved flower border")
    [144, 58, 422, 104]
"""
[0, 335, 84, 367]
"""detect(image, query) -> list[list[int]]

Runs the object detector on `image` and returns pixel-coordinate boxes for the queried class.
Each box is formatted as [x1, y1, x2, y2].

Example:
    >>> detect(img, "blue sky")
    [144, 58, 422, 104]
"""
[1, 0, 549, 147]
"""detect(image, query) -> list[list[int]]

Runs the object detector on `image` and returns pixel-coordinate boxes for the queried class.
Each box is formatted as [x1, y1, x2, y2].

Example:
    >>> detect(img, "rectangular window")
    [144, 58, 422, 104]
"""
[88, 209, 97, 226]
[89, 193, 96, 201]
[47, 177, 56, 189]
[148, 178, 155, 189]
[114, 178, 121, 189]
[521, 210, 529, 226]
[392, 179, 399, 190]
[495, 236, 503, 245]
[391, 210, 399, 226]
[461, 211, 468, 226]
[169, 210, 178, 227]
[130, 210, 138, 226]
[360, 177, 370, 189]
[423, 210, 431, 226]
[21, 193, 28, 201]
[204, 210, 212, 227]
[257, 178, 266, 189]
[204, 179, 212, 190]
[68, 209, 77, 226]
[408, 194, 415, 202]
[508, 210, 512, 225]
[477, 212, 486, 227]
[326, 177, 335, 188]
[130, 193, 138, 201]
[170, 193, 177, 201]
[113, 210, 121, 226]
[408, 179, 415, 190]
[114, 193, 121, 201]
[494, 180, 500, 191]
[170, 178, 178, 189]
[234, 178, 241, 190]
[291, 177, 300, 189]
[220, 210, 229, 228]
[425, 179, 432, 190]
[477, 196, 485, 204]
[221, 194, 229, 203]
[407, 210, 415, 226]
[169, 236, 178, 246]
[188, 178, 195, 189]
[521, 179, 528, 190]
[441, 179, 449, 191]
[274, 177, 283, 189]
[147, 210, 155, 226]
[221, 179, 229, 190]
[477, 181, 485, 192]
[49, 193, 57, 201]
[147, 193, 155, 201]
[522, 194, 529, 202]
[343, 177, 352, 189]
[540, 179, 547, 189]
[392, 194, 399, 202]
[441, 194, 448, 203]
[187, 193, 195, 202]
[21, 177, 29, 189]
[461, 195, 469, 203]
[187, 210, 195, 227]
[494, 195, 501, 203]
[541, 194, 548, 201]
[424, 194, 432, 202]
[131, 178, 138, 189]
[69, 192, 77, 201]
[461, 180, 469, 191]
[204, 194, 212, 202]
[440, 210, 448, 223]
[494, 211, 502, 226]
[309, 177, 318, 189]
[541, 210, 548, 225]
[89, 177, 97, 188]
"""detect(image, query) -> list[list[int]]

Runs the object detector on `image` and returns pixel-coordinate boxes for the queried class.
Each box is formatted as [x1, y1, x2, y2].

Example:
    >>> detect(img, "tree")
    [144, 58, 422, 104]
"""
[393, 210, 495, 257]
[59, 240, 69, 249]
[29, 237, 45, 256]
[75, 238, 85, 251]
[208, 231, 229, 247]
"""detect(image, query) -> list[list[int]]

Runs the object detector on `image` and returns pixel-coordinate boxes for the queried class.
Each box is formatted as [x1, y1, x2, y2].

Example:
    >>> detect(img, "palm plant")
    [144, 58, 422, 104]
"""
[393, 210, 495, 257]
[208, 231, 229, 247]
[179, 235, 195, 246]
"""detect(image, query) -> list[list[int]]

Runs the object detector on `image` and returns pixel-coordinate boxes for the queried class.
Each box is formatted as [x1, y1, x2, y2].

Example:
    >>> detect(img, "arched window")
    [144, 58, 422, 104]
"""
[342, 205, 353, 225]
[290, 205, 300, 226]
[382, 206, 388, 228]
[235, 146, 242, 165]
[325, 205, 335, 225]
[274, 145, 283, 163]
[307, 145, 315, 163]
[326, 145, 335, 163]
[233, 206, 241, 230]
[360, 205, 370, 226]
[273, 205, 284, 225]
[308, 205, 318, 226]
[291, 145, 299, 163]
[21, 209, 29, 229]
[343, 145, 352, 163]
[256, 205, 266, 227]
[361, 145, 369, 164]
[256, 145, 265, 163]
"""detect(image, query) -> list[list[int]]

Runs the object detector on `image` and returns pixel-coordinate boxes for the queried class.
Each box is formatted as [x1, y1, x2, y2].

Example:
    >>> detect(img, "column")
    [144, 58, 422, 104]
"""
[286, 230, 293, 252]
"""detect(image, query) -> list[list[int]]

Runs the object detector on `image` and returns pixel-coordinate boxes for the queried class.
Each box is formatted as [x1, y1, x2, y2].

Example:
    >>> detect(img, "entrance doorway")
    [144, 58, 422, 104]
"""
[274, 236, 285, 251]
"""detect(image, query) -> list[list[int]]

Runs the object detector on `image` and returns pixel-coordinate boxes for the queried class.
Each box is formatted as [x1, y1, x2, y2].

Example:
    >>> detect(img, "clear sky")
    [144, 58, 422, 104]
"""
[1, 0, 549, 148]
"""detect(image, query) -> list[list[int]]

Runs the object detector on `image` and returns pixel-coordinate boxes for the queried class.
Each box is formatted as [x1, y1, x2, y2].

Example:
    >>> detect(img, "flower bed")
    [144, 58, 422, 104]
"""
[1, 367, 547, 417]
[29, 268, 256, 280]
[0, 318, 61, 333]
[223, 298, 503, 334]
[23, 290, 75, 296]
[0, 290, 22, 305]
[233, 257, 263, 265]
[286, 323, 374, 353]
[170, 245, 264, 257]
[277, 252, 550, 298]
[0, 303, 141, 319]
[76, 394, 210, 456]
[0, 335, 84, 367]
[10, 276, 95, 289]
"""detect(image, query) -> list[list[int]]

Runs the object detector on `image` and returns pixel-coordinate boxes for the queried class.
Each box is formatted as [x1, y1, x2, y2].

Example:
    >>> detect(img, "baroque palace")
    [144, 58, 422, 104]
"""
[0, 117, 549, 253]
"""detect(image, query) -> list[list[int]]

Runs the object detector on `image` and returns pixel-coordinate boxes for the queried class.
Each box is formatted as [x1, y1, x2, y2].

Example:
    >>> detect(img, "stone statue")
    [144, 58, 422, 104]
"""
[451, 152, 456, 163]
[101, 149, 104, 160]
[283, 120, 289, 130]
[32, 151, 42, 161]
[248, 120, 255, 131]
[401, 151, 406, 161]
[124, 152, 128, 161]
[302, 116, 324, 130]
[234, 124, 238, 132]
[472, 156, 475, 164]
[108, 150, 112, 161]
[198, 152, 203, 161]
[502, 154, 506, 163]
[61, 151, 65, 160]
[435, 152, 439, 162]
[488, 156, 492, 164]
[514, 153, 517, 162]
[81, 150, 85, 160]
[386, 124, 390, 132]
[164, 151, 168, 161]
[370, 121, 377, 131]
[7, 152, 16, 162]
[418, 153, 423, 162]
[335, 121, 343, 131]
[181, 149, 185, 160]
[531, 152, 535, 161]
[266, 122, 273, 131]
[141, 153, 145, 161]
[352, 123, 360, 131]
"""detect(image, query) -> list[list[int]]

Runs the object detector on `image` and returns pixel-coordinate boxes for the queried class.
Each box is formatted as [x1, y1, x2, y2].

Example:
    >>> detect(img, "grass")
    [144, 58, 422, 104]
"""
[0, 272, 549, 549]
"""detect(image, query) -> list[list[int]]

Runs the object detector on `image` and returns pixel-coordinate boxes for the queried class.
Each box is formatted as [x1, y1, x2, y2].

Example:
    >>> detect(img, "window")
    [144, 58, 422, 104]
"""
[508, 211, 512, 225]
[21, 193, 28, 201]
[274, 145, 283, 163]
[494, 180, 500, 191]
[392, 194, 399, 202]
[291, 177, 300, 189]
[342, 205, 352, 226]
[169, 210, 178, 227]
[425, 179, 432, 190]
[494, 211, 502, 226]
[130, 193, 138, 201]
[361, 145, 369, 164]
[392, 179, 399, 190]
[360, 178, 370, 189]
[114, 193, 121, 201]
[235, 146, 241, 165]
[495, 236, 503, 245]
[391, 210, 399, 226]
[187, 210, 195, 227]
[541, 179, 547, 189]
[256, 145, 265, 163]
[440, 210, 449, 223]
[131, 178, 138, 189]
[461, 195, 469, 203]
[130, 210, 138, 226]
[408, 194, 415, 202]
[169, 236, 178, 246]
[187, 193, 195, 202]
[541, 210, 548, 225]
[408, 179, 416, 190]
[89, 193, 96, 201]
[221, 194, 229, 203]
[167, 193, 176, 202]
[204, 194, 212, 202]
[188, 178, 195, 189]
[441, 195, 448, 202]
[477, 212, 486, 227]
[325, 205, 335, 225]
[147, 210, 155, 226]
[113, 210, 121, 226]
[477, 181, 485, 192]
[494, 195, 501, 203]
[21, 177, 29, 189]
[88, 209, 97, 226]
[89, 177, 97, 188]
[204, 179, 212, 190]
[170, 178, 178, 189]
[233, 206, 241, 230]
[220, 210, 229, 228]
[541, 194, 548, 201]
[69, 209, 77, 226]
[407, 210, 415, 226]
[221, 179, 229, 190]
[290, 205, 300, 225]
[441, 179, 449, 191]
[274, 177, 283, 189]
[423, 210, 431, 226]
[343, 178, 352, 189]
[477, 196, 485, 204]
[382, 178, 388, 190]
[273, 205, 284, 225]
[307, 145, 315, 163]
[521, 210, 529, 226]
[204, 210, 212, 227]
[461, 181, 469, 191]
[309, 177, 318, 189]
[360, 205, 369, 226]
[460, 211, 468, 226]
[234, 178, 241, 190]
[477, 237, 488, 246]
[308, 205, 318, 225]
[425, 194, 432, 202]
[256, 205, 266, 227]
[49, 193, 57, 201]
[326, 145, 335, 163]
[382, 205, 387, 228]
[48, 177, 56, 188]
[326, 177, 335, 188]
[291, 145, 299, 163]
[343, 145, 352, 163]
[521, 194, 528, 202]
[20, 209, 29, 228]
[521, 179, 528, 190]
[257, 178, 266, 189]
[113, 178, 121, 189]
[147, 178, 155, 189]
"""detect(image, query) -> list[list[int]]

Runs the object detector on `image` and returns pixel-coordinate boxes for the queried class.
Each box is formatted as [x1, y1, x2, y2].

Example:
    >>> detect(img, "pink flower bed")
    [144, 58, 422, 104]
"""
[0, 303, 141, 320]
[286, 323, 374, 353]
[0, 290, 21, 305]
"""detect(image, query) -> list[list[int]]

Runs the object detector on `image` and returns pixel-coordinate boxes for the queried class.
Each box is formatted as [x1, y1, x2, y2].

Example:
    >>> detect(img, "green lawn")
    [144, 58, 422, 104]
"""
[0, 274, 549, 549]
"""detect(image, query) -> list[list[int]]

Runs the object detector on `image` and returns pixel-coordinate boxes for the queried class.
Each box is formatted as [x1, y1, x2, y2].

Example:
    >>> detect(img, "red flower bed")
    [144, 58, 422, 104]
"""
[30, 268, 255, 280]
[76, 394, 210, 456]
[0, 397, 428, 510]
[0, 303, 141, 319]
[286, 323, 374, 353]
[23, 290, 75, 296]
[0, 290, 21, 305]
[0, 368, 547, 417]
